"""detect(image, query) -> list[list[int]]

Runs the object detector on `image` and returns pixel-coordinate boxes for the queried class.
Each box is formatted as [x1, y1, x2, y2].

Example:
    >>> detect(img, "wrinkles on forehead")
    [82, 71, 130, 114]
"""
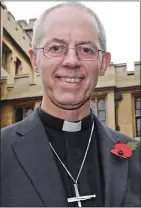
[40, 6, 100, 48]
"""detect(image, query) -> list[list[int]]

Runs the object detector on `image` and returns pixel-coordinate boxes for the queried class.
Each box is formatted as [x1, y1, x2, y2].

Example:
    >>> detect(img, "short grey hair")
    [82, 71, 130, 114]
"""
[32, 2, 107, 51]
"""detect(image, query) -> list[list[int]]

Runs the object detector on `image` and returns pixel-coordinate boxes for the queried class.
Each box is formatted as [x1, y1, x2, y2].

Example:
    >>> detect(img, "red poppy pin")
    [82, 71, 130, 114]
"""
[111, 141, 138, 158]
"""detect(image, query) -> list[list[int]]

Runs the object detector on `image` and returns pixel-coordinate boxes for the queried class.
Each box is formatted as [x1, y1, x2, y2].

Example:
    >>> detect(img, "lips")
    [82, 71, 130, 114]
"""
[57, 76, 84, 83]
[60, 77, 82, 83]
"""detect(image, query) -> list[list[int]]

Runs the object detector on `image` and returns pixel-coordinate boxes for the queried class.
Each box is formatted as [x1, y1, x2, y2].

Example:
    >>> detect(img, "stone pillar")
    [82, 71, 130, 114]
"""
[1, 19, 3, 61]
[106, 91, 115, 129]
[35, 100, 42, 109]
[1, 105, 13, 128]
[118, 93, 134, 137]
[7, 54, 15, 86]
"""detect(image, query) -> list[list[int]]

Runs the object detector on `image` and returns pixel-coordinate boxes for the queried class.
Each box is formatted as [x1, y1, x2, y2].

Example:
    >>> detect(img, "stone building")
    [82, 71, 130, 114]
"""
[1, 2, 140, 139]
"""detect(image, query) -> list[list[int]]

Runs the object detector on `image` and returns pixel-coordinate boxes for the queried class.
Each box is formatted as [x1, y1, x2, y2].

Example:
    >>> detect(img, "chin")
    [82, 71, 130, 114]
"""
[56, 99, 81, 107]
[54, 102, 84, 110]
[52, 95, 89, 110]
[54, 94, 81, 104]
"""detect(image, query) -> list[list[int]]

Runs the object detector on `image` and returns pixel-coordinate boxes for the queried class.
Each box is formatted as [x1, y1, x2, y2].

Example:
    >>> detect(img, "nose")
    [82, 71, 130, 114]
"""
[62, 48, 81, 68]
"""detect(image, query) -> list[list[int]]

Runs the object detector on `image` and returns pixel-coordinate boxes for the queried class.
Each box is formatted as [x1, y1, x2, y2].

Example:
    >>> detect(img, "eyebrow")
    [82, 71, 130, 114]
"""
[47, 38, 67, 44]
[46, 38, 95, 46]
[76, 41, 95, 46]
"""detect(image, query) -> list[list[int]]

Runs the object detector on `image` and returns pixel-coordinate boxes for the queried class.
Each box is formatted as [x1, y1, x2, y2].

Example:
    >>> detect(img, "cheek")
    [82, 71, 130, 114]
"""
[39, 59, 61, 82]
[85, 62, 100, 84]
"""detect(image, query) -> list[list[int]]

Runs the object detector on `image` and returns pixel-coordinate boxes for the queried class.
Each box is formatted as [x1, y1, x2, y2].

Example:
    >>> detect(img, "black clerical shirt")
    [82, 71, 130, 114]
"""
[38, 107, 104, 207]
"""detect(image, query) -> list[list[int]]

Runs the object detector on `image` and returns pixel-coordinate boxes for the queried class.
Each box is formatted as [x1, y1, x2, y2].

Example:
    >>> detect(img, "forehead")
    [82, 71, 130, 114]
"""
[41, 6, 99, 45]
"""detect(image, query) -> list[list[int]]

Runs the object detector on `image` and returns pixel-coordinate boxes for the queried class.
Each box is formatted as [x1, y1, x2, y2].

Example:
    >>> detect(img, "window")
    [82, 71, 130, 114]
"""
[91, 98, 106, 124]
[2, 42, 12, 72]
[15, 57, 22, 75]
[14, 106, 34, 122]
[98, 99, 106, 124]
[15, 108, 23, 122]
[135, 98, 141, 137]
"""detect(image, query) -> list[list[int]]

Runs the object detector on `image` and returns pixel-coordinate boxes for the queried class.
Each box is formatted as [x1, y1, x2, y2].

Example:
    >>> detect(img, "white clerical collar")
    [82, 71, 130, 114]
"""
[62, 120, 82, 132]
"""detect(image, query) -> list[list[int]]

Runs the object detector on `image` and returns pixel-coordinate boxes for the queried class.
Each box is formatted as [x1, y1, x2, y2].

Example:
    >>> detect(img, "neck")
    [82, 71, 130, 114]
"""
[41, 96, 91, 121]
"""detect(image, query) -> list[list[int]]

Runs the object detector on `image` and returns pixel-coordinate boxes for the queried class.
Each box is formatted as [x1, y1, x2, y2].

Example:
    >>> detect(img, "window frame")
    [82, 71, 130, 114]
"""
[2, 42, 12, 72]
[15, 57, 22, 75]
[91, 96, 106, 124]
[13, 103, 35, 123]
[134, 97, 141, 137]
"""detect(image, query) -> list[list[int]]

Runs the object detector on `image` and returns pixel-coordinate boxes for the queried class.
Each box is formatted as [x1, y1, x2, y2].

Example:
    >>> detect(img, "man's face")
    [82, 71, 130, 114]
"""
[29, 6, 111, 110]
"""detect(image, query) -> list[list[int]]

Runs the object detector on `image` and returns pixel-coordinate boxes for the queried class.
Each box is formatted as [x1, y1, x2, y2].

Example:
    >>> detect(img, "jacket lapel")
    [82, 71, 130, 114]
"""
[94, 115, 128, 207]
[12, 109, 67, 207]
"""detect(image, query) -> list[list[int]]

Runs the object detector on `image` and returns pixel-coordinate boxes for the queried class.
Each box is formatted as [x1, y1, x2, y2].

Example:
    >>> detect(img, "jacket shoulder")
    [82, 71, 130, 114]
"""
[1, 109, 40, 144]
[106, 126, 139, 143]
[1, 122, 21, 144]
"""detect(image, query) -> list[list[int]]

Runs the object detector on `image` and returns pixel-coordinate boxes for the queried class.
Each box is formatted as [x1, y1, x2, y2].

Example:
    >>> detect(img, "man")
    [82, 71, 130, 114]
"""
[1, 2, 140, 207]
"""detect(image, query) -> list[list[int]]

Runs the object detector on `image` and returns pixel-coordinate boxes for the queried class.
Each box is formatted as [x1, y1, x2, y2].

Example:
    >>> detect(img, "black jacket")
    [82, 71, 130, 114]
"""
[1, 108, 140, 207]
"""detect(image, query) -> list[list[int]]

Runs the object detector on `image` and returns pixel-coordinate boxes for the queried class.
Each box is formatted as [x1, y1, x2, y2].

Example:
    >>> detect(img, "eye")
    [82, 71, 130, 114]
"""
[49, 45, 65, 53]
[82, 47, 92, 53]
[50, 45, 60, 52]
[79, 46, 95, 54]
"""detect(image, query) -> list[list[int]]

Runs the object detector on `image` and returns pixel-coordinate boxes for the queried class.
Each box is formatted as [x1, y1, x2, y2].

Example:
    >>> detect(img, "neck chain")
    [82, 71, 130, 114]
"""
[49, 122, 95, 207]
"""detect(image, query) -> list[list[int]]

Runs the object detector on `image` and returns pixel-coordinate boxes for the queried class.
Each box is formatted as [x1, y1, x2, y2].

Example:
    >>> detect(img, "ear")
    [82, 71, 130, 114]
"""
[99, 52, 111, 76]
[28, 48, 39, 73]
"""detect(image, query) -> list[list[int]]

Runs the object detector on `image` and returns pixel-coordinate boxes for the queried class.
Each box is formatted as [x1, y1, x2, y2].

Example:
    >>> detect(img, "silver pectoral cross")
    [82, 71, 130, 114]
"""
[67, 183, 96, 207]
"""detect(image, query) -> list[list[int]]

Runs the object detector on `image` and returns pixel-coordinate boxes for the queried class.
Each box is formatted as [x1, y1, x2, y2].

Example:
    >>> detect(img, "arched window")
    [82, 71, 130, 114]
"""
[91, 97, 106, 125]
[14, 105, 34, 122]
[98, 99, 106, 124]
[135, 97, 141, 137]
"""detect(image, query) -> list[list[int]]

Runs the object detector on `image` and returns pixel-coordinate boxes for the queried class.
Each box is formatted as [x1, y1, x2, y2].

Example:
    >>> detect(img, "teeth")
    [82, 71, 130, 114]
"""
[61, 78, 81, 83]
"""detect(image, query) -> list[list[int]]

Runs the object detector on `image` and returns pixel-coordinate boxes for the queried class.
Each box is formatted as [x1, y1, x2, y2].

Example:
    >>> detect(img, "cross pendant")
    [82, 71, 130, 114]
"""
[67, 183, 96, 207]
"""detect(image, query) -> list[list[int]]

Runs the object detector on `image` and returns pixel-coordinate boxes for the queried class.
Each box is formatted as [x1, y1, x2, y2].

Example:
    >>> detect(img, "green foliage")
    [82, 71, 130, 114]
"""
[127, 141, 138, 151]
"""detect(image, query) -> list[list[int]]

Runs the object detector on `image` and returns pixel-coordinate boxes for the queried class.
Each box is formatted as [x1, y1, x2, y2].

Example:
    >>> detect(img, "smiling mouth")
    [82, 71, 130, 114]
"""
[58, 77, 84, 83]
